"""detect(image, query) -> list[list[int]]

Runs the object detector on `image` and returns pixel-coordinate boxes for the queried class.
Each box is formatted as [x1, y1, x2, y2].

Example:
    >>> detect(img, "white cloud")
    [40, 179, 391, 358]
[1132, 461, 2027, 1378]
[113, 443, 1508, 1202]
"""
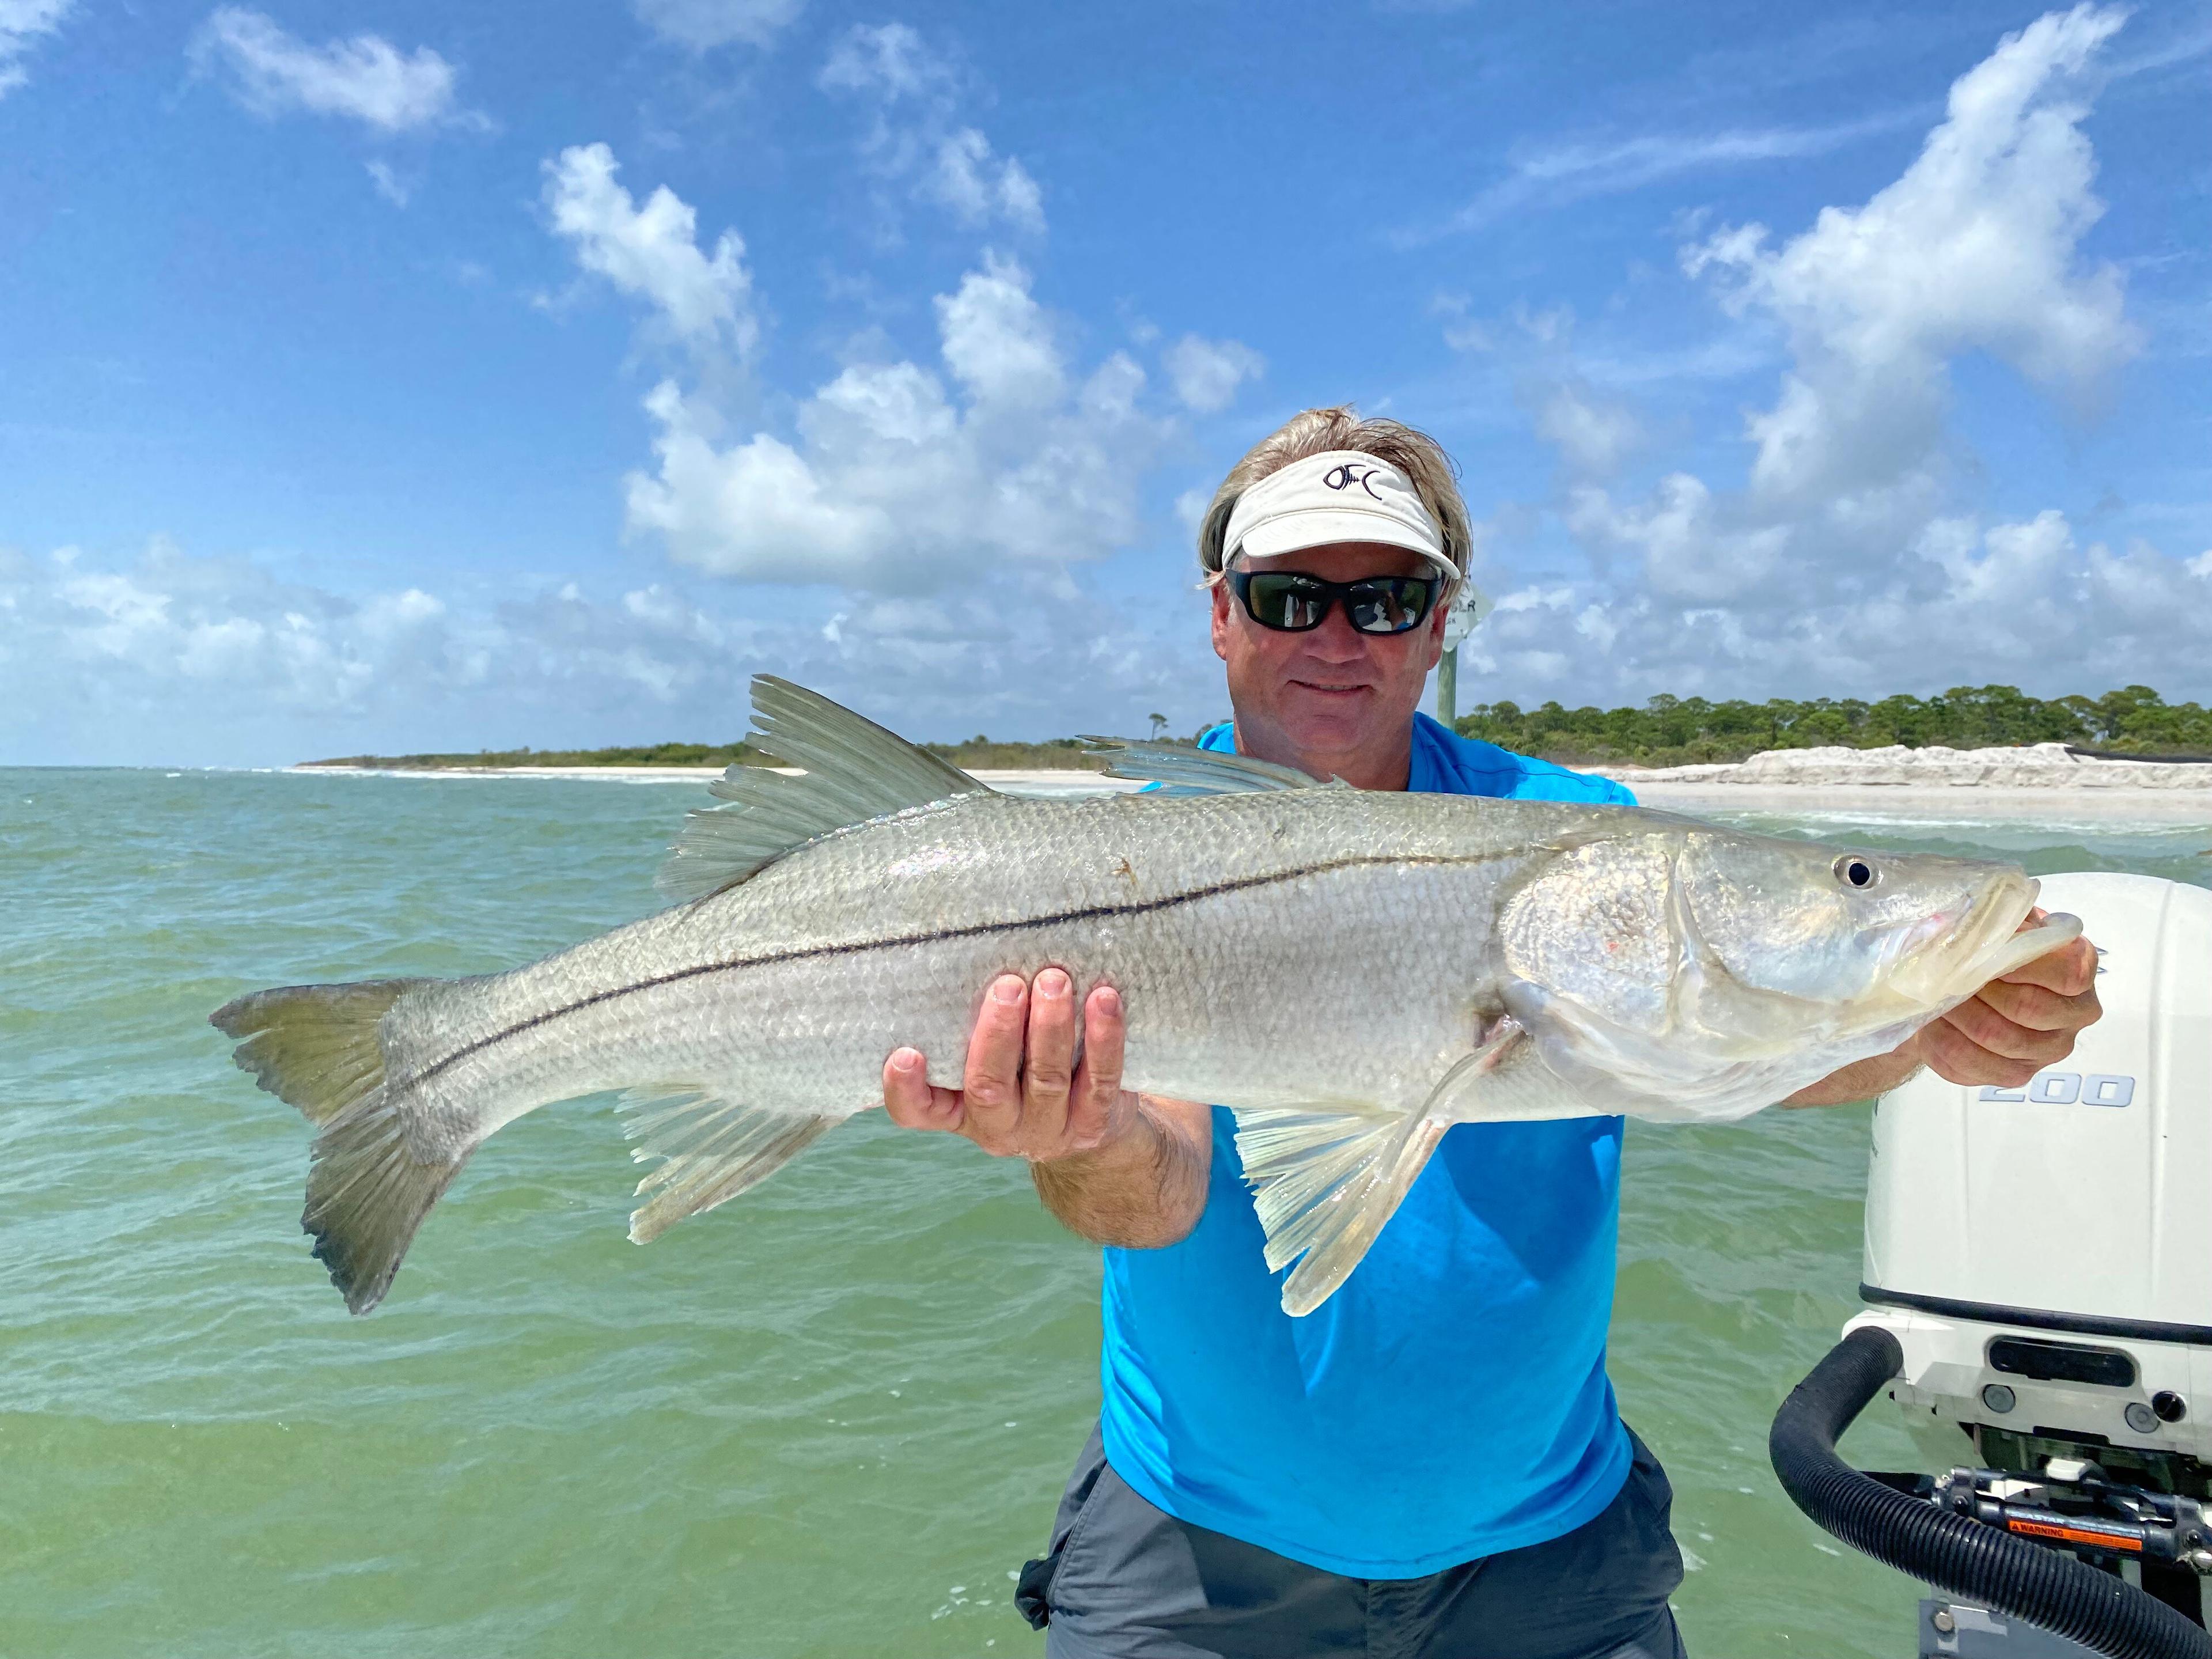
[1561, 7, 2145, 610]
[2189, 550, 2212, 579]
[623, 255, 1168, 592]
[632, 0, 802, 51]
[1532, 382, 1640, 479]
[543, 143, 757, 358]
[1460, 7, 2212, 707]
[0, 539, 1219, 766]
[0, 0, 73, 97]
[1162, 335, 1266, 413]
[1426, 108, 1919, 239]
[819, 21, 952, 103]
[926, 128, 1044, 232]
[189, 7, 471, 133]
[365, 159, 410, 207]
[819, 23, 1044, 234]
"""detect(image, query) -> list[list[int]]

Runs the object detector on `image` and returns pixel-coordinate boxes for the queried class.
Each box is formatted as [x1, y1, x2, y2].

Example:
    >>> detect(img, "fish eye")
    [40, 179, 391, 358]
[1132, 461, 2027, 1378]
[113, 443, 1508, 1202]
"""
[1833, 854, 1880, 891]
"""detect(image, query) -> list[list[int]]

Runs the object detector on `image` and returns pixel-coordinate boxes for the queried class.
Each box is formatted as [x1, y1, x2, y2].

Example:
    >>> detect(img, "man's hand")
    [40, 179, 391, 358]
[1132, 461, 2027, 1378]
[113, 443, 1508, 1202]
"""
[1786, 910, 2103, 1105]
[882, 968, 1139, 1161]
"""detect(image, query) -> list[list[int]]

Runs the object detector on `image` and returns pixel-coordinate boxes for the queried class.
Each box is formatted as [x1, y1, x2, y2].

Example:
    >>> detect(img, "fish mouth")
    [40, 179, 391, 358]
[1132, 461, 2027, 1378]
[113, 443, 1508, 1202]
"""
[1878, 872, 2078, 1009]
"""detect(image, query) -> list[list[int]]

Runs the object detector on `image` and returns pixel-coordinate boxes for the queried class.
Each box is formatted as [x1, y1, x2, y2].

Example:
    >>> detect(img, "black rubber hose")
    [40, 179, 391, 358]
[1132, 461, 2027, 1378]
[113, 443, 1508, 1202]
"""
[1769, 1325, 2212, 1659]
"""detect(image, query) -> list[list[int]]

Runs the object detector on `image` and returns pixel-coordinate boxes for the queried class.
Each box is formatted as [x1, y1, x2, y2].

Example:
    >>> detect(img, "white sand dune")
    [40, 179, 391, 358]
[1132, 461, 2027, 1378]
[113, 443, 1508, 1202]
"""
[1614, 743, 2212, 823]
[295, 743, 2212, 822]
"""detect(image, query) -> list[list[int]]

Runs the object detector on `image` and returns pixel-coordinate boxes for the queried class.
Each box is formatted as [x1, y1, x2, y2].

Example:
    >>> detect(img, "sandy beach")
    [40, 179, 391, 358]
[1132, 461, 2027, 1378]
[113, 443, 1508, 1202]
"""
[1612, 743, 2212, 823]
[291, 764, 1149, 796]
[293, 742, 2212, 821]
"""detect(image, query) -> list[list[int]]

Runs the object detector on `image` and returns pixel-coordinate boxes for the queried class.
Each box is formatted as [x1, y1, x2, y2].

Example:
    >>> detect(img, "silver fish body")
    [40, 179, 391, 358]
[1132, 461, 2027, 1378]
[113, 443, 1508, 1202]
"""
[213, 678, 2076, 1316]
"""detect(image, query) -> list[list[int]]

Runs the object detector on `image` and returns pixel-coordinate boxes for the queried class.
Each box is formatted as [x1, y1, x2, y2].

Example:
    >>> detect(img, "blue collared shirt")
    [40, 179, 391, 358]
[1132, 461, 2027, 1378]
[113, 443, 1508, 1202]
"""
[1094, 713, 1640, 1576]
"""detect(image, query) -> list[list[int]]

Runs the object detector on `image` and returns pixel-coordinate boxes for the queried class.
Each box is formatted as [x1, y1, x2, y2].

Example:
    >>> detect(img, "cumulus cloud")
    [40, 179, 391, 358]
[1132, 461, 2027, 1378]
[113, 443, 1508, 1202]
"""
[1162, 335, 1266, 413]
[631, 0, 801, 51]
[1479, 6, 2212, 704]
[819, 22, 1044, 234]
[1532, 381, 1641, 479]
[0, 539, 1218, 766]
[189, 8, 474, 132]
[543, 143, 757, 358]
[624, 253, 1167, 590]
[0, 0, 73, 97]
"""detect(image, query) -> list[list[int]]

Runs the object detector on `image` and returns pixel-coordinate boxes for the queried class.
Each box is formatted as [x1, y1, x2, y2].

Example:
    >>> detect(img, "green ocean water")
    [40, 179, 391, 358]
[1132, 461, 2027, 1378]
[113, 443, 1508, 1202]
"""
[5, 767, 2208, 1658]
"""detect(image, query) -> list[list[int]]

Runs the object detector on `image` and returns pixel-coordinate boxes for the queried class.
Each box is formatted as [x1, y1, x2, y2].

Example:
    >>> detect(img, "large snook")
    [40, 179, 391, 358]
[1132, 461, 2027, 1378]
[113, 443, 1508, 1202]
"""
[212, 678, 2078, 1317]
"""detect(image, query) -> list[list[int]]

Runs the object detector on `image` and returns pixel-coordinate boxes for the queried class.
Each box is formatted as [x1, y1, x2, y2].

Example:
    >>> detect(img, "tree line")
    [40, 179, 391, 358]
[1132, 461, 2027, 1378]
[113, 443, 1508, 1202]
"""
[1453, 685, 2212, 767]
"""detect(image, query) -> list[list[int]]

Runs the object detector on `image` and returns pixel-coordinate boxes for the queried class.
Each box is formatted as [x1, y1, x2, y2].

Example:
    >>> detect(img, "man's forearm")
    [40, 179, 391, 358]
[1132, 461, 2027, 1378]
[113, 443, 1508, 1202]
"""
[1784, 1044, 1925, 1107]
[1029, 1094, 1210, 1248]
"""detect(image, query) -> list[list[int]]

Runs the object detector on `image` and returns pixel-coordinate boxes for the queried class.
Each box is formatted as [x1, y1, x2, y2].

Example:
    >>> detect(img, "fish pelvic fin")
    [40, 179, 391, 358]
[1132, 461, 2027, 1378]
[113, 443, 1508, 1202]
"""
[210, 978, 434, 1125]
[1236, 1023, 1600, 1317]
[303, 1088, 472, 1315]
[658, 676, 995, 903]
[619, 1086, 840, 1243]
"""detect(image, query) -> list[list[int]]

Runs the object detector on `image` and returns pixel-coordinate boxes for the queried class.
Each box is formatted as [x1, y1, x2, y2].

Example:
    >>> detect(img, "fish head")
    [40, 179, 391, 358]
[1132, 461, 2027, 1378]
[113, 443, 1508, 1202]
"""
[1496, 826, 2075, 1119]
[1668, 832, 2056, 1031]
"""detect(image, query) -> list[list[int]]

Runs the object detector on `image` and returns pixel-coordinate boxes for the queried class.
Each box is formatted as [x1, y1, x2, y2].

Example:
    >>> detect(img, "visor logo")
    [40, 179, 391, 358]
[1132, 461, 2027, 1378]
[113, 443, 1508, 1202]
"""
[1322, 463, 1384, 499]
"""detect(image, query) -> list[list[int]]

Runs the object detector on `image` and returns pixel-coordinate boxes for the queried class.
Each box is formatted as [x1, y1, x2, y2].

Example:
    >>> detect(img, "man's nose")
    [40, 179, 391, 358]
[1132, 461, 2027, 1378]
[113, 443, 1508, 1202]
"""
[1298, 605, 1372, 662]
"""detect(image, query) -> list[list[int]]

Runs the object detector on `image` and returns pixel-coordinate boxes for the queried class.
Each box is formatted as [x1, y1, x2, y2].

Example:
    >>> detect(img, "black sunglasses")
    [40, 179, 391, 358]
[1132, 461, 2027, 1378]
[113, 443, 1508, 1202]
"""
[1226, 569, 1441, 635]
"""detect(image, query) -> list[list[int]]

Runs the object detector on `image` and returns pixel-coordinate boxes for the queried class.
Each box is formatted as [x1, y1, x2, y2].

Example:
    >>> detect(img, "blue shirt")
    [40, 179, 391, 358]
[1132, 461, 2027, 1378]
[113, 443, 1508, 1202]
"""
[1097, 713, 1641, 1577]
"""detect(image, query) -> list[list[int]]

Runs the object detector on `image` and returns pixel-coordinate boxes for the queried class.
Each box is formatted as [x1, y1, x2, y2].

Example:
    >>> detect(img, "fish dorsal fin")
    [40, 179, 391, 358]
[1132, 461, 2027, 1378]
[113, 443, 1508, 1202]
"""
[658, 676, 993, 902]
[1085, 738, 1345, 795]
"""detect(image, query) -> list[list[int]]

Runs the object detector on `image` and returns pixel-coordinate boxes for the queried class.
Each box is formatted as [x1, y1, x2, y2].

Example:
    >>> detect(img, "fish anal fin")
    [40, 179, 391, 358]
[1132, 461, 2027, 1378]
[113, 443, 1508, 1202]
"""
[618, 1085, 840, 1243]
[658, 677, 994, 904]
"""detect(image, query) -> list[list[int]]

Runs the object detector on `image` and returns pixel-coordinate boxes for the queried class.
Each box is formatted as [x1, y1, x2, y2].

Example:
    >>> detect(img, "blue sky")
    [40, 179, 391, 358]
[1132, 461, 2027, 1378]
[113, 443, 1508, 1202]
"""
[2, 0, 2207, 765]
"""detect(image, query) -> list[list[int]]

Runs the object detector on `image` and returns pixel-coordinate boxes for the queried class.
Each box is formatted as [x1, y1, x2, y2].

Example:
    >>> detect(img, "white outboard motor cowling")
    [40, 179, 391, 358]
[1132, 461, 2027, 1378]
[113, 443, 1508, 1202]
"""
[1857, 872, 2212, 1475]
[1770, 872, 2212, 1659]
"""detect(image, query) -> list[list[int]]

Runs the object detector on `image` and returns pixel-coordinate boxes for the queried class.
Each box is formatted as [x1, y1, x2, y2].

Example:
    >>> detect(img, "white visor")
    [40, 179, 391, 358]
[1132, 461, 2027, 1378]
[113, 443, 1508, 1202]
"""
[1222, 450, 1459, 582]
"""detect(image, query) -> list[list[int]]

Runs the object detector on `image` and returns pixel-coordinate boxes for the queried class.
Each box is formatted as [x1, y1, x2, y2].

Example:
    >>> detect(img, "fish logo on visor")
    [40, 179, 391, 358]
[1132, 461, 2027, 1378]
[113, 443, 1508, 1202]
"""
[1322, 463, 1384, 499]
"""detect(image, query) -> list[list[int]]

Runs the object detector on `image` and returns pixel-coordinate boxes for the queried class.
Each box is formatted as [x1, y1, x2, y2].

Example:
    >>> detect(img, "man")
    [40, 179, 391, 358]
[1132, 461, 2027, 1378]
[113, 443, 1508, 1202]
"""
[880, 407, 2103, 1658]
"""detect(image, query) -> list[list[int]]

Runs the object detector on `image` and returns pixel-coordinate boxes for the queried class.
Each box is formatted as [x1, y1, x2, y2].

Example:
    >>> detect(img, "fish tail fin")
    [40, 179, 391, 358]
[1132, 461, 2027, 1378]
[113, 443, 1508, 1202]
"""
[211, 977, 461, 1314]
[209, 978, 435, 1124]
[303, 1087, 472, 1314]
[1233, 1104, 1449, 1317]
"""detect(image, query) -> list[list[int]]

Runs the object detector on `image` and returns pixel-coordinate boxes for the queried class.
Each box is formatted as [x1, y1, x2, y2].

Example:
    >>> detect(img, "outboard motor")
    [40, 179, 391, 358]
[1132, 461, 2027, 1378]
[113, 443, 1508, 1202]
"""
[1771, 872, 2212, 1658]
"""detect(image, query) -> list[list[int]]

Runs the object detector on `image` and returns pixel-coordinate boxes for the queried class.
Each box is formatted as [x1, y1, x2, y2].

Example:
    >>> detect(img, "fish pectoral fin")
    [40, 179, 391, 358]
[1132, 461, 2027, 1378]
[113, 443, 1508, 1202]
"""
[618, 1085, 839, 1243]
[1235, 1025, 1606, 1319]
[1232, 1100, 1440, 1318]
[658, 676, 994, 903]
[1423, 1017, 1606, 1124]
[1082, 740, 1347, 794]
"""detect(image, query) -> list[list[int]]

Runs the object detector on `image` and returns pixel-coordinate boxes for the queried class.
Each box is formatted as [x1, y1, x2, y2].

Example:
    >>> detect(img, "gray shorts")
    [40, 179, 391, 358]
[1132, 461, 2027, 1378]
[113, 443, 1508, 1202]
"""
[1017, 1426, 1688, 1659]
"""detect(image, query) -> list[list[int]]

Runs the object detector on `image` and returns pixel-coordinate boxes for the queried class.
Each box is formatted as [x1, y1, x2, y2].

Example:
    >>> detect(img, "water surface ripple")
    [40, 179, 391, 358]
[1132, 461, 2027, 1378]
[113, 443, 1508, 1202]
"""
[4, 769, 2206, 1656]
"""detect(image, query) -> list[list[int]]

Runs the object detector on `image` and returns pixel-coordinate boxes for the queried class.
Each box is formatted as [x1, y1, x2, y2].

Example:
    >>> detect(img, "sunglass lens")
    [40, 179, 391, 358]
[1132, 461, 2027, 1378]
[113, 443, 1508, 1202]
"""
[1346, 579, 1431, 634]
[1245, 574, 1328, 630]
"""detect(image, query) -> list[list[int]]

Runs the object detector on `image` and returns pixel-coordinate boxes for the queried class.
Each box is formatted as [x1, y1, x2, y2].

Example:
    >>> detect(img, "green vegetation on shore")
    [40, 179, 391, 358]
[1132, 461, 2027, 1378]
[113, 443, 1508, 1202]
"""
[306, 685, 2212, 774]
[1455, 684, 2212, 767]
[304, 735, 1114, 772]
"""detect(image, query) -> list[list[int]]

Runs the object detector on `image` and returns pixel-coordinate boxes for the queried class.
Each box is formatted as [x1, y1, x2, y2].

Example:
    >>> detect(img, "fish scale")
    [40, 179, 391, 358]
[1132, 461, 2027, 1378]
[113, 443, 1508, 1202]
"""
[210, 676, 2077, 1318]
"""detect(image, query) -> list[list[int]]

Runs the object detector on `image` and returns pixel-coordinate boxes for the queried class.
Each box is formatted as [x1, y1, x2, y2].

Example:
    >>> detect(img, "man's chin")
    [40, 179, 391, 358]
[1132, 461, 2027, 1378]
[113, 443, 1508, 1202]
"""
[1278, 684, 1382, 749]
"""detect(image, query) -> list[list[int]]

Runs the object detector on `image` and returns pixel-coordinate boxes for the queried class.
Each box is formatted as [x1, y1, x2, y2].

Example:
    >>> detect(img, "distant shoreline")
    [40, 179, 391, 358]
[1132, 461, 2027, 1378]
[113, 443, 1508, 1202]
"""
[288, 743, 2212, 824]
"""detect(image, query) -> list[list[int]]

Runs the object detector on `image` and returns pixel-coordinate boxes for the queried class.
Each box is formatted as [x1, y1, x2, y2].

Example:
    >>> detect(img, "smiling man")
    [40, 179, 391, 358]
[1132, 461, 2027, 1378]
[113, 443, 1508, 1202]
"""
[880, 407, 2103, 1659]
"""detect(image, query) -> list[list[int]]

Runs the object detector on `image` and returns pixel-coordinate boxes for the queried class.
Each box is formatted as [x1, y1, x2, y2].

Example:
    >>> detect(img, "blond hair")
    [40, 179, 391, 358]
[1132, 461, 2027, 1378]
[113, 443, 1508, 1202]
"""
[1196, 406, 1472, 596]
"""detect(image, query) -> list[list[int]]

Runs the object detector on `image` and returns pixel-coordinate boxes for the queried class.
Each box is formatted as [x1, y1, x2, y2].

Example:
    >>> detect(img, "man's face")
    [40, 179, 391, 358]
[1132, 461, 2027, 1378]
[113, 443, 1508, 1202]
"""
[1210, 539, 1447, 776]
